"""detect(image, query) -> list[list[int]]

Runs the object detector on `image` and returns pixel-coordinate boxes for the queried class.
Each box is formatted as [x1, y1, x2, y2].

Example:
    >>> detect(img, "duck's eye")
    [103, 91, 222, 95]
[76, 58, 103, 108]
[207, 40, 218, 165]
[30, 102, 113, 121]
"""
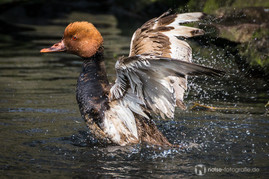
[72, 36, 77, 41]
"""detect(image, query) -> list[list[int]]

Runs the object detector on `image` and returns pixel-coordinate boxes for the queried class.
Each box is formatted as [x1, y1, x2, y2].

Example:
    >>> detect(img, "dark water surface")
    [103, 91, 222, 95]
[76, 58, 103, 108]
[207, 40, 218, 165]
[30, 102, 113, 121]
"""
[0, 12, 268, 178]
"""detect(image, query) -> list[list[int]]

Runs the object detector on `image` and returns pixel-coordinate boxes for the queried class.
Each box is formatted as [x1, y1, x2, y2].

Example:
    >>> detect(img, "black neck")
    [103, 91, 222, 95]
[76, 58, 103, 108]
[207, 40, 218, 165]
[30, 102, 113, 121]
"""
[76, 49, 110, 121]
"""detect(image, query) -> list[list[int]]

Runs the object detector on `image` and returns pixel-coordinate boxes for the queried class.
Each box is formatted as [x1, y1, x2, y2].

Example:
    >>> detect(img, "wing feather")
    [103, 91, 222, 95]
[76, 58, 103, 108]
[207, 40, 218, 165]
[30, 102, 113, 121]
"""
[110, 54, 224, 119]
[128, 11, 206, 110]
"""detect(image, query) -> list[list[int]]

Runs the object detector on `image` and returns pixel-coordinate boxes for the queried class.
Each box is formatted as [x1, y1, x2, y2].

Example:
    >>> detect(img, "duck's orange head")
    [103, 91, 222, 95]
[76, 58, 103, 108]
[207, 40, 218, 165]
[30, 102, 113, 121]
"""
[40, 22, 103, 58]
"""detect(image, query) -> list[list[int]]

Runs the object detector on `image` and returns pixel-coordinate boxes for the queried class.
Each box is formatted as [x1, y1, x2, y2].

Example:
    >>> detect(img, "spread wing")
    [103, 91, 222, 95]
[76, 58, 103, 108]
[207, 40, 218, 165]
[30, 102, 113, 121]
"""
[129, 10, 205, 109]
[109, 54, 224, 119]
[129, 10, 205, 58]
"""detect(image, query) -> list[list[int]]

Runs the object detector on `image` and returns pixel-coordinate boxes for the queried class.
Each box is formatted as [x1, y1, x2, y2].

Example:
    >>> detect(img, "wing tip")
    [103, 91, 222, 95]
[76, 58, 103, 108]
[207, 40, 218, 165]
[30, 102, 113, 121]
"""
[213, 69, 226, 77]
[200, 68, 226, 77]
[189, 68, 225, 77]
[159, 9, 206, 21]
[190, 28, 205, 36]
[173, 12, 206, 24]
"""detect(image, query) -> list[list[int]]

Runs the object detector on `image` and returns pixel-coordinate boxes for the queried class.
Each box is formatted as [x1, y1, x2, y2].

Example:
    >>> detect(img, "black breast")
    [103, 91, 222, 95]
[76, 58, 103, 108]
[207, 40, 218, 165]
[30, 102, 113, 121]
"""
[76, 54, 110, 124]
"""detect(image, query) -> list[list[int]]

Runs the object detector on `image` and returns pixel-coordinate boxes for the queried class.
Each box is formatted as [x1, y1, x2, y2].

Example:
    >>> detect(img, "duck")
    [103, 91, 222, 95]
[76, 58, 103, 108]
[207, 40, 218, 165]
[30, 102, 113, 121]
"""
[40, 10, 224, 147]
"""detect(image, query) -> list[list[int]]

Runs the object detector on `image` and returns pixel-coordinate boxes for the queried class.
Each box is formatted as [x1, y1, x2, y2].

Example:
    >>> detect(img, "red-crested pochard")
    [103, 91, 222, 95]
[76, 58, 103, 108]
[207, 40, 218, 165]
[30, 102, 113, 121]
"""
[41, 10, 224, 146]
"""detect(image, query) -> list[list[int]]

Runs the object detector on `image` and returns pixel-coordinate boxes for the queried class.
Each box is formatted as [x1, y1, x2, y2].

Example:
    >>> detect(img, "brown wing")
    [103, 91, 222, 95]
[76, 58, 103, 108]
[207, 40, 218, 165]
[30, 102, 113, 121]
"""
[129, 11, 205, 109]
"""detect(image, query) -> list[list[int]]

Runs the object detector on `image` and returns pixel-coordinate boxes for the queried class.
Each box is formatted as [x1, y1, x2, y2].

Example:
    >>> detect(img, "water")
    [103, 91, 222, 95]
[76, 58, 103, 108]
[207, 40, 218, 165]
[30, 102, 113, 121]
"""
[0, 11, 268, 178]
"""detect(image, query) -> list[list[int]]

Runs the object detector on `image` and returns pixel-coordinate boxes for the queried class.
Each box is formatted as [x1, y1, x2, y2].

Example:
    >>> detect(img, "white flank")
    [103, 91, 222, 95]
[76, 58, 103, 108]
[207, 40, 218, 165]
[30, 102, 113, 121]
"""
[103, 101, 138, 146]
